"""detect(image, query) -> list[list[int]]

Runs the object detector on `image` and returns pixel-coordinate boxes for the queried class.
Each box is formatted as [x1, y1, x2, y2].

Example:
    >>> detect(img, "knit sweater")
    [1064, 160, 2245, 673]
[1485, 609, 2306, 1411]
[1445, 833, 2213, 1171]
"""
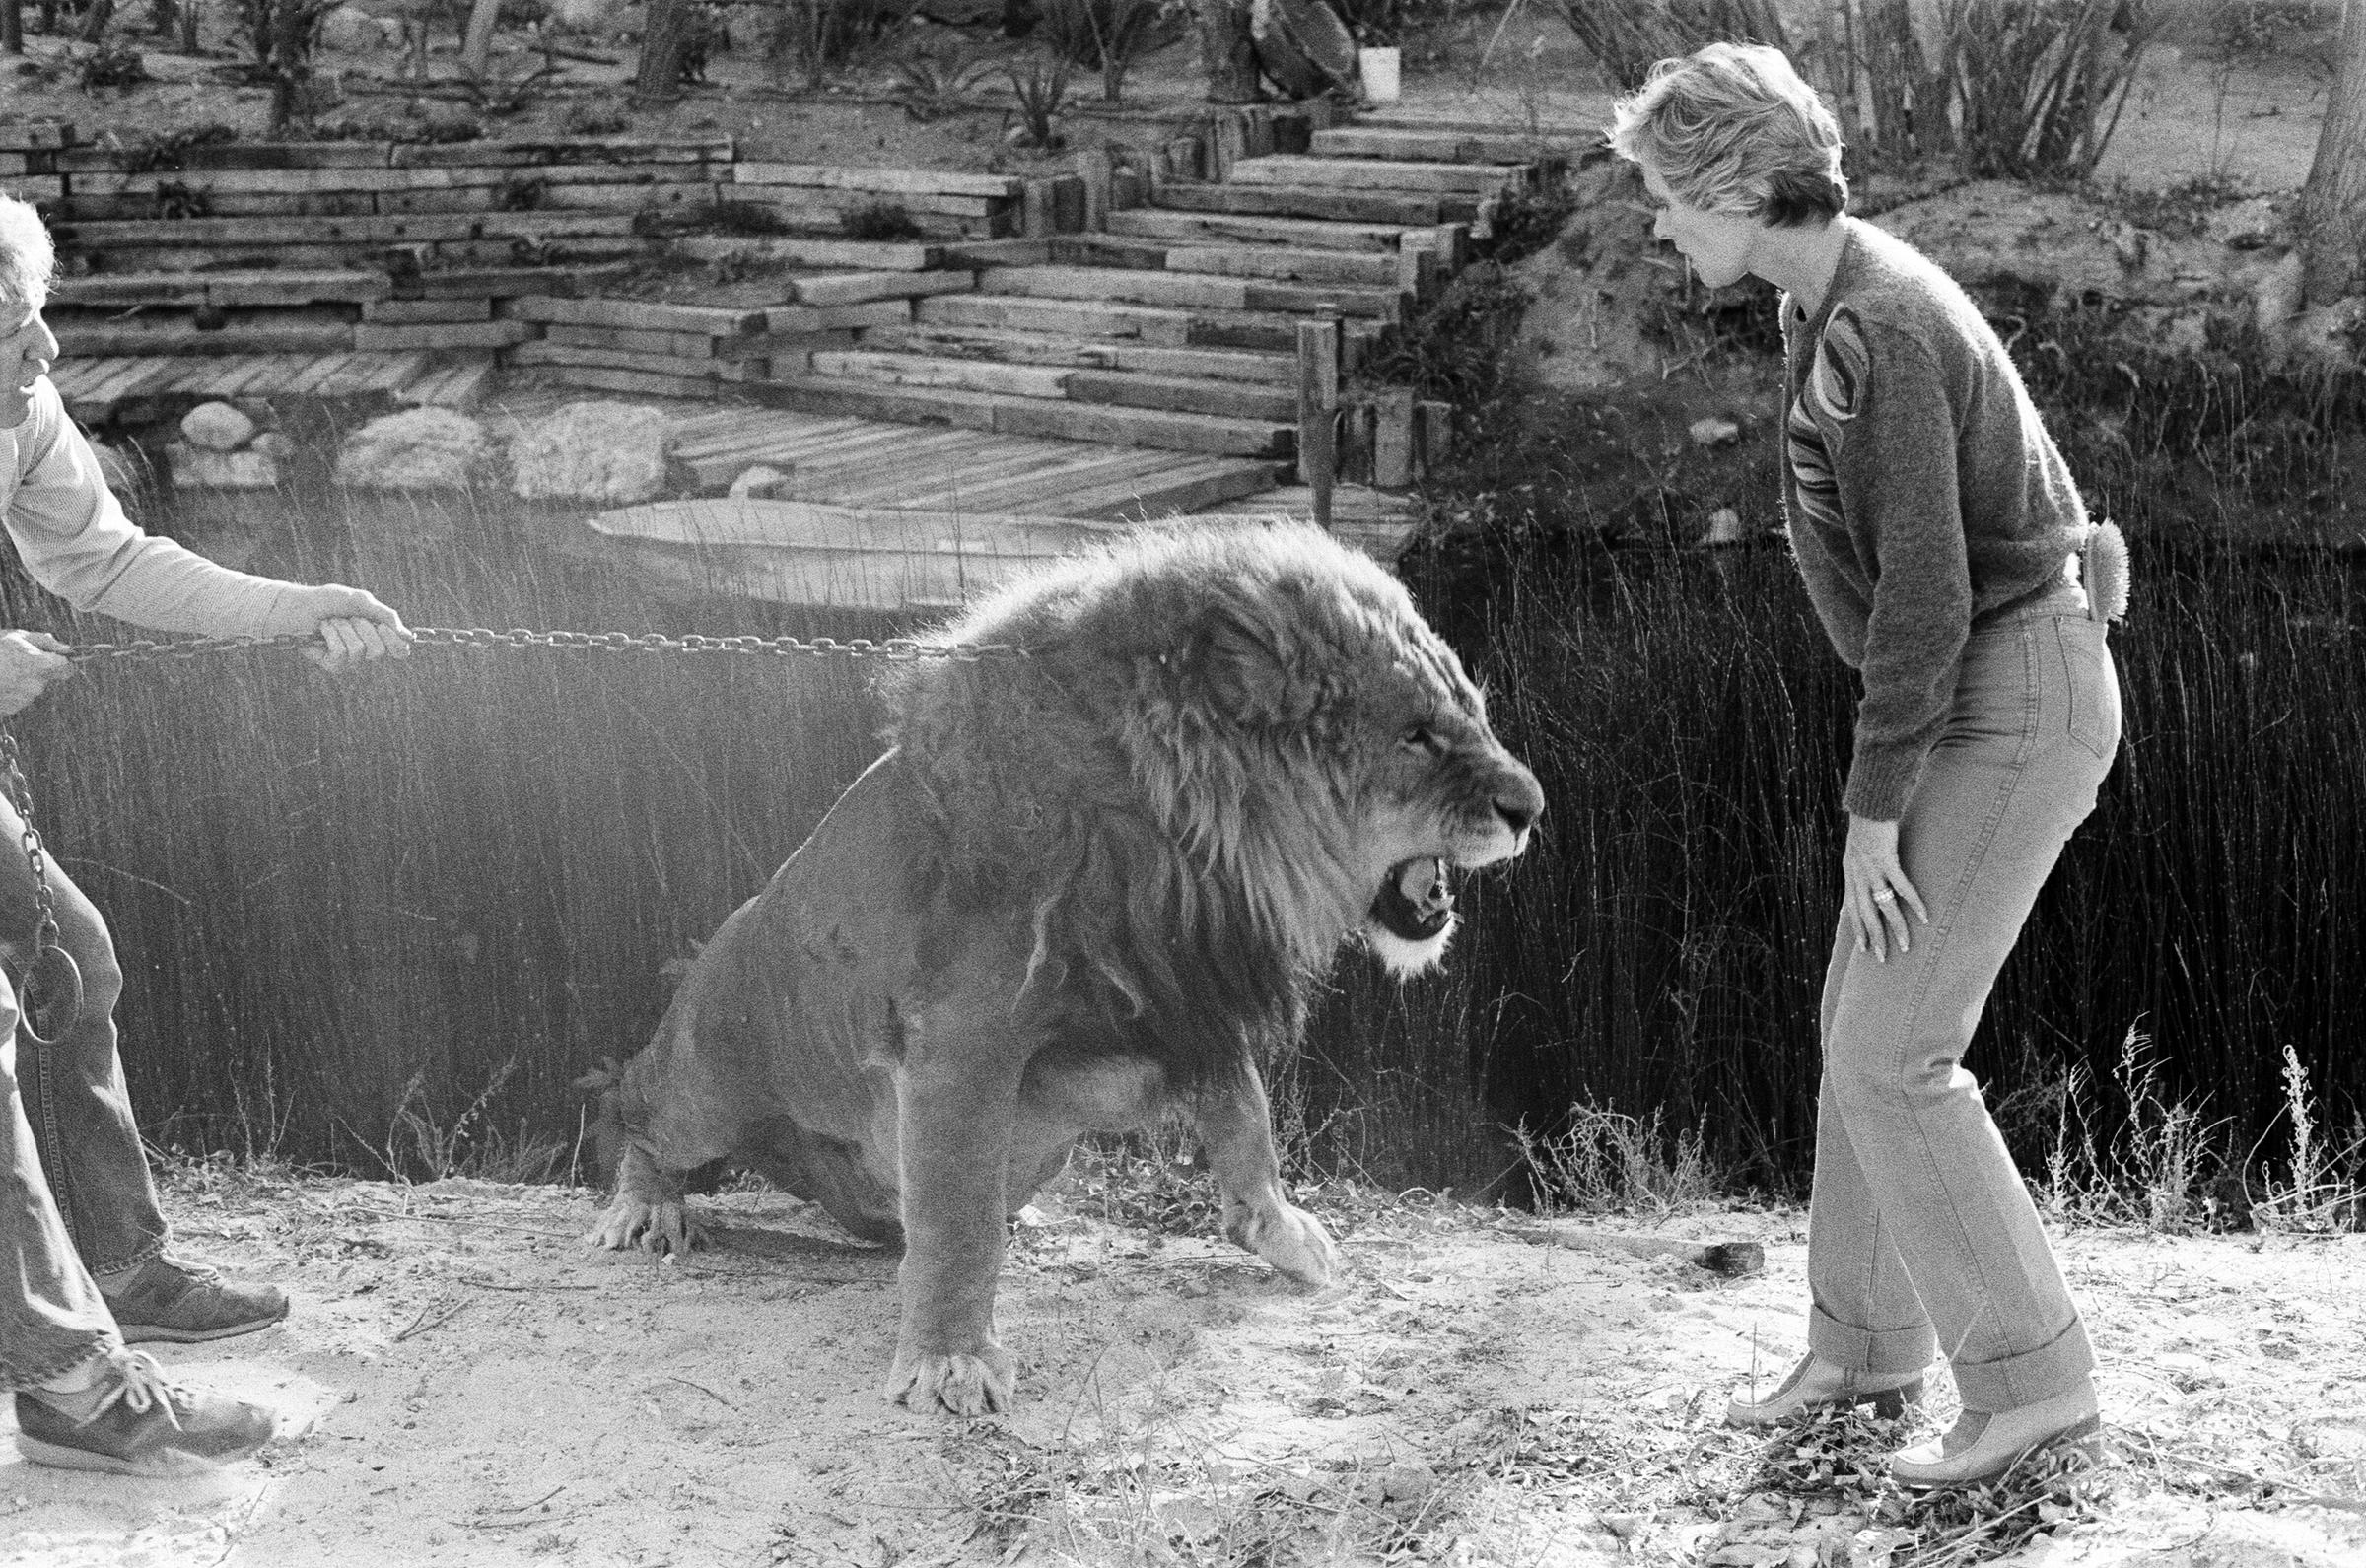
[1780, 216, 2090, 821]
[2, 376, 288, 636]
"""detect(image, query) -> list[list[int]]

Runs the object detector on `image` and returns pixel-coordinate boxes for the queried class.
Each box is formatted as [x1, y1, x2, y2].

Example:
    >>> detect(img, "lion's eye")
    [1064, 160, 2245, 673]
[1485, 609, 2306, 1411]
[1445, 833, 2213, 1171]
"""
[1401, 726, 1447, 757]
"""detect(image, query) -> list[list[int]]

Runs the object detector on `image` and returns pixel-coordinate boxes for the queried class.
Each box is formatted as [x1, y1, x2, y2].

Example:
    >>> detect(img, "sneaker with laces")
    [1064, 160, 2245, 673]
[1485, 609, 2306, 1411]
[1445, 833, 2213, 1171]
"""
[14, 1349, 279, 1476]
[100, 1256, 289, 1344]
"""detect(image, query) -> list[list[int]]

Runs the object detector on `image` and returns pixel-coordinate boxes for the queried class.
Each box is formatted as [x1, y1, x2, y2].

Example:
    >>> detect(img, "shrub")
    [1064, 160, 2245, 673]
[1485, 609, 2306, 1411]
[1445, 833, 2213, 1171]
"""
[840, 200, 924, 240]
[767, 0, 921, 91]
[1005, 50, 1070, 151]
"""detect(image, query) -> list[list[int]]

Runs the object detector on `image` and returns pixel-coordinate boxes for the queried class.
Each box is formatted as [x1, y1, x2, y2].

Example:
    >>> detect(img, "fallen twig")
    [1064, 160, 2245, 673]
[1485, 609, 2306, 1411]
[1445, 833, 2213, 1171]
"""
[393, 1299, 467, 1342]
[665, 1377, 736, 1409]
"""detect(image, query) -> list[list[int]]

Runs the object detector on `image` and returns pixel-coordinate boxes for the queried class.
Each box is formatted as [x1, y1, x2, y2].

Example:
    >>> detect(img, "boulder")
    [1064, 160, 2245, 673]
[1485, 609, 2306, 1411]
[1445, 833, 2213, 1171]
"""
[167, 443, 282, 491]
[334, 407, 495, 492]
[179, 400, 256, 453]
[316, 3, 383, 50]
[508, 401, 671, 505]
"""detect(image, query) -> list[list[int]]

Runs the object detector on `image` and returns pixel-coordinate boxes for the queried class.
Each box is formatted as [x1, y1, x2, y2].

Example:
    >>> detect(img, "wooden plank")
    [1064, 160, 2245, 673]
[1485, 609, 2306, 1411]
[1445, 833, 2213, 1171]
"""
[545, 321, 723, 359]
[2, 176, 66, 204]
[976, 264, 1249, 312]
[1296, 317, 1341, 520]
[354, 321, 537, 352]
[283, 352, 357, 395]
[936, 448, 1187, 511]
[744, 375, 1009, 434]
[731, 185, 1008, 223]
[806, 351, 1072, 401]
[758, 300, 911, 335]
[787, 271, 976, 307]
[390, 137, 734, 168]
[1163, 245, 1397, 287]
[411, 358, 497, 409]
[1224, 154, 1526, 194]
[53, 319, 358, 359]
[731, 164, 1021, 201]
[1105, 209, 1410, 253]
[363, 297, 494, 324]
[1045, 458, 1281, 521]
[56, 142, 389, 173]
[508, 295, 766, 336]
[987, 397, 1290, 459]
[53, 211, 643, 248]
[663, 235, 941, 271]
[1373, 389, 1416, 489]
[517, 365, 725, 402]
[522, 180, 722, 212]
[1150, 182, 1445, 227]
[584, 497, 1108, 549]
[917, 294, 1189, 345]
[67, 167, 451, 197]
[1064, 370, 1296, 423]
[0, 123, 75, 152]
[510, 341, 754, 382]
[400, 264, 624, 300]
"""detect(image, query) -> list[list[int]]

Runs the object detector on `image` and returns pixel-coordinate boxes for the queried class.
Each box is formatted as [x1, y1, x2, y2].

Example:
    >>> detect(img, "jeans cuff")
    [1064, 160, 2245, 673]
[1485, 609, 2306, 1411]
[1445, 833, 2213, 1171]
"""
[1809, 1301, 1937, 1377]
[81, 1240, 168, 1280]
[1949, 1314, 2096, 1412]
[2, 1331, 119, 1397]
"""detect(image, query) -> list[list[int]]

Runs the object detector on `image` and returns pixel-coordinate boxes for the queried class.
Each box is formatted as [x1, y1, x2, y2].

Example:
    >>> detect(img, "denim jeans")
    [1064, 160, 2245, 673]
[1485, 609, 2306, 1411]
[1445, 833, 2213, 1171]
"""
[0, 788, 156, 1390]
[1805, 586, 2120, 1414]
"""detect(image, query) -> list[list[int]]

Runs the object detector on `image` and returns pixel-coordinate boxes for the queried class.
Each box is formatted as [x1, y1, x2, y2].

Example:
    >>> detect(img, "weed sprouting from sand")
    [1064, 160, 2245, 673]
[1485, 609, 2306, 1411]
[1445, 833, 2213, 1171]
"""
[1512, 1099, 1724, 1216]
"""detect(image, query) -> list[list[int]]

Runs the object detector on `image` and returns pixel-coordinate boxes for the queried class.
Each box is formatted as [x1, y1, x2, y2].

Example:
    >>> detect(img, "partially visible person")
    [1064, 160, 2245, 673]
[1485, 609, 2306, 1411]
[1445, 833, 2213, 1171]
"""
[1, 191, 411, 1474]
[1608, 46, 2127, 1488]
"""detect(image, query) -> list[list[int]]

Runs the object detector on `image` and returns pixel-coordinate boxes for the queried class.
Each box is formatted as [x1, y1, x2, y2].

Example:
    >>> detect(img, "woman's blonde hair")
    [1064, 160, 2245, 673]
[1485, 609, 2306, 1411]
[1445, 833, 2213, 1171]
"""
[0, 194, 56, 324]
[1607, 42, 1847, 227]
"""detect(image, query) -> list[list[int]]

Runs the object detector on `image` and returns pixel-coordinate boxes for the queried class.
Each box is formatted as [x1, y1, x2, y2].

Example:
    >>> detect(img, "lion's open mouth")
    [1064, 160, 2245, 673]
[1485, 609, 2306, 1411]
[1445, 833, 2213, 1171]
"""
[1371, 856, 1455, 942]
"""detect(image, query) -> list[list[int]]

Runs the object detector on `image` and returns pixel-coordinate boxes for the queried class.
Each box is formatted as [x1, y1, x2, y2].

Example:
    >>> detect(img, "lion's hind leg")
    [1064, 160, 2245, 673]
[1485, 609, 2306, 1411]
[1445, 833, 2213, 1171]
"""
[585, 1140, 708, 1256]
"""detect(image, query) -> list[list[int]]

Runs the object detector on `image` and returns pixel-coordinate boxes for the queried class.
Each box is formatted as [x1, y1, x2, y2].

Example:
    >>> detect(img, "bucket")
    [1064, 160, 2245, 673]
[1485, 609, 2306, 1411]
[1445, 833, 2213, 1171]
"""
[1359, 45, 1401, 104]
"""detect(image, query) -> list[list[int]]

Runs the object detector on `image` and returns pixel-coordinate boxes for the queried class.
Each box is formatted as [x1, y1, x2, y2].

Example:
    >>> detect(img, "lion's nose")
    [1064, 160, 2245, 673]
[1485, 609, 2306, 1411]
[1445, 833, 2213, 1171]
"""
[1494, 782, 1544, 836]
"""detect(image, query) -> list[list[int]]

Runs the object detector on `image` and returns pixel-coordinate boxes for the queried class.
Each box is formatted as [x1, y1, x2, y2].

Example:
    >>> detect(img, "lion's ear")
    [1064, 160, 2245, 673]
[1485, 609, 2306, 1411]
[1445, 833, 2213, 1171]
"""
[1182, 615, 1302, 726]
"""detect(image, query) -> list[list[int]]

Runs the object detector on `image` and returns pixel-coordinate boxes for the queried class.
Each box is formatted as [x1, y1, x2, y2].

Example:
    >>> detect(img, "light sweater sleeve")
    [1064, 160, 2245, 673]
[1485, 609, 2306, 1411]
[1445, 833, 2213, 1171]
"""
[4, 378, 289, 637]
[1825, 315, 1973, 820]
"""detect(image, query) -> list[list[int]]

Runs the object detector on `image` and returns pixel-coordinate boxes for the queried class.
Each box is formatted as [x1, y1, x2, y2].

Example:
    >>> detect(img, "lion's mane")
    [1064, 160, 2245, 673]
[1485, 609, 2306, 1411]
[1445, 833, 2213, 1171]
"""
[874, 525, 1472, 1089]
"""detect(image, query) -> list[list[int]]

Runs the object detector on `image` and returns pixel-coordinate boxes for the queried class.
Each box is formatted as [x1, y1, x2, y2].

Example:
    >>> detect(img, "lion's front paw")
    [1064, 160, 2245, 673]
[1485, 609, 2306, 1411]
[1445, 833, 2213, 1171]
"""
[583, 1194, 704, 1256]
[883, 1343, 1016, 1417]
[1229, 1201, 1339, 1288]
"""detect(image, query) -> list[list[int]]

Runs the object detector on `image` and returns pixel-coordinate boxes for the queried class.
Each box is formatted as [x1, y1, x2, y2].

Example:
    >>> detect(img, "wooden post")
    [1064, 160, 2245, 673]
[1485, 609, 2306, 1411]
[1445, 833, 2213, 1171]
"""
[1079, 149, 1110, 232]
[1373, 389, 1415, 489]
[1295, 312, 1341, 531]
[1416, 399, 1452, 476]
[1197, 0, 1263, 103]
[1052, 173, 1089, 234]
[1394, 236, 1437, 305]
[1337, 400, 1375, 486]
[1211, 113, 1247, 182]
[1, 0, 22, 56]
[633, 0, 690, 104]
[1021, 179, 1053, 238]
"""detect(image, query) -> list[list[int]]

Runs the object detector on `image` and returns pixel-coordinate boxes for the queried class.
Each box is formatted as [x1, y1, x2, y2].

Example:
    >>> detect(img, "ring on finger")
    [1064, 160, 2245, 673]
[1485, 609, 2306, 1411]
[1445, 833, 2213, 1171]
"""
[1872, 887, 1898, 904]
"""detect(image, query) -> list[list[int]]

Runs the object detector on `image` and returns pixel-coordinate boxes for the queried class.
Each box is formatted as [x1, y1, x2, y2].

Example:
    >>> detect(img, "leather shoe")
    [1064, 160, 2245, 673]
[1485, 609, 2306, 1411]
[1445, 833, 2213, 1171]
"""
[1891, 1391, 2106, 1488]
[1725, 1352, 1923, 1427]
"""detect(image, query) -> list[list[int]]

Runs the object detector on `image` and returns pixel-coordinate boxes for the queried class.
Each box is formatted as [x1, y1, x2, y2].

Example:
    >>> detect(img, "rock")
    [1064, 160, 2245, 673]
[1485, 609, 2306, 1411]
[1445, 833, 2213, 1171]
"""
[508, 401, 671, 505]
[251, 431, 298, 464]
[334, 407, 494, 492]
[167, 443, 281, 491]
[1704, 507, 1746, 545]
[727, 463, 790, 500]
[179, 401, 256, 452]
[316, 3, 384, 50]
[1377, 1461, 1435, 1502]
[1689, 415, 1741, 447]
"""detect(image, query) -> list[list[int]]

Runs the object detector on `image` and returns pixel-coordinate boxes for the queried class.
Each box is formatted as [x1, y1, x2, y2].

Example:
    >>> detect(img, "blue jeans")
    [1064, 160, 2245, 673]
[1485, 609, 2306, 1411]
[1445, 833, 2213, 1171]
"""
[1805, 587, 2121, 1414]
[0, 788, 159, 1390]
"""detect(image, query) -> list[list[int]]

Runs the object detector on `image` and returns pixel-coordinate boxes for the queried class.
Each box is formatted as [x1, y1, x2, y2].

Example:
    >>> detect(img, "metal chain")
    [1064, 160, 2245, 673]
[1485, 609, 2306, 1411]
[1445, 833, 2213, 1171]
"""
[0, 730, 84, 1049]
[63, 627, 1032, 665]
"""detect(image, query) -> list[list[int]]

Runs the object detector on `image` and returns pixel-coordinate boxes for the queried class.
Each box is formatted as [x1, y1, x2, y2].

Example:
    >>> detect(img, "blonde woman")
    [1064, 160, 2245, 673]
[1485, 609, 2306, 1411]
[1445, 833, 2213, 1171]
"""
[1608, 45, 2127, 1487]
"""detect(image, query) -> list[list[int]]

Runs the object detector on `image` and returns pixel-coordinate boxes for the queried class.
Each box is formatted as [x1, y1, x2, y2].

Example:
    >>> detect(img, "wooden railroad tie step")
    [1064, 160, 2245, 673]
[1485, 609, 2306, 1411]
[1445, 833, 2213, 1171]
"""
[918, 293, 1318, 355]
[805, 349, 1298, 423]
[1104, 209, 1420, 254]
[975, 264, 1400, 321]
[48, 268, 393, 308]
[1151, 181, 1467, 228]
[1311, 126, 1572, 167]
[1226, 153, 1530, 196]
[663, 236, 943, 272]
[858, 325, 1295, 386]
[748, 375, 1293, 459]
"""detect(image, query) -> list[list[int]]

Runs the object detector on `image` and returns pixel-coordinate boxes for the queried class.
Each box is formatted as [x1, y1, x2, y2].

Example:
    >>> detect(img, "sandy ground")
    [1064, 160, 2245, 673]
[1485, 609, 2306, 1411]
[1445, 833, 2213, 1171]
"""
[1, 1168, 2361, 1567]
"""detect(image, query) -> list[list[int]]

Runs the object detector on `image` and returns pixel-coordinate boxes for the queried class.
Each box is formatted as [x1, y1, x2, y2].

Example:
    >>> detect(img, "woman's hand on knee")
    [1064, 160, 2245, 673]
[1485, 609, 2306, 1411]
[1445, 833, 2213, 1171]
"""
[1843, 814, 1928, 962]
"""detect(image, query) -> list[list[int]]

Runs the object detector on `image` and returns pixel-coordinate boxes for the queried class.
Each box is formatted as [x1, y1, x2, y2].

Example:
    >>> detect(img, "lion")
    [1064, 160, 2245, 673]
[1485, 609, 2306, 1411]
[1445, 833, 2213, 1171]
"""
[583, 523, 1544, 1416]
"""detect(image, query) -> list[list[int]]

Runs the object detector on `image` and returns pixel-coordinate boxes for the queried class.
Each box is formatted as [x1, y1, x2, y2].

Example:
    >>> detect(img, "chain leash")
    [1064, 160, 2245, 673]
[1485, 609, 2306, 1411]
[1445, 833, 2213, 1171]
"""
[65, 627, 1033, 664]
[1, 622, 1028, 1045]
[0, 730, 84, 1050]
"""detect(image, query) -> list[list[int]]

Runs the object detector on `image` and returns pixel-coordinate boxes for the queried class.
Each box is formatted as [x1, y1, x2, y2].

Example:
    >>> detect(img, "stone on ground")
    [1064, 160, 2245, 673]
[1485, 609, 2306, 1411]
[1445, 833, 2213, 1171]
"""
[508, 401, 673, 505]
[168, 444, 282, 491]
[180, 401, 257, 453]
[334, 407, 495, 492]
[728, 463, 790, 500]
